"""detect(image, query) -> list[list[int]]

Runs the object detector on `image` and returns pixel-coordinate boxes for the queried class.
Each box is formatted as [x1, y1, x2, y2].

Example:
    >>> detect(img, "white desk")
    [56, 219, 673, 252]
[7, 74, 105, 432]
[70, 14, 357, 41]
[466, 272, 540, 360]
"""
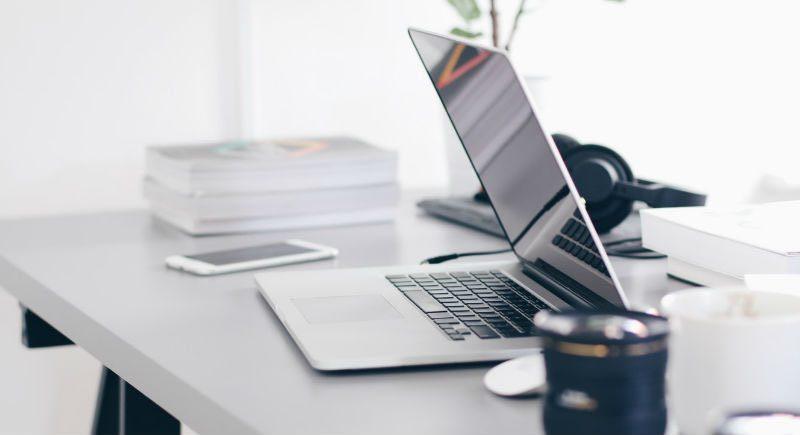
[0, 193, 689, 435]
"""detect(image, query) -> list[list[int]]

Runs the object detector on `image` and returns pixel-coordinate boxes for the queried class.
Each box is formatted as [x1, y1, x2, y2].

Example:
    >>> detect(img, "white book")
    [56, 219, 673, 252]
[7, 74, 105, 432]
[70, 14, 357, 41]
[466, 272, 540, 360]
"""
[146, 136, 397, 194]
[641, 202, 800, 279]
[667, 257, 743, 287]
[151, 206, 396, 236]
[142, 178, 398, 220]
[148, 160, 397, 195]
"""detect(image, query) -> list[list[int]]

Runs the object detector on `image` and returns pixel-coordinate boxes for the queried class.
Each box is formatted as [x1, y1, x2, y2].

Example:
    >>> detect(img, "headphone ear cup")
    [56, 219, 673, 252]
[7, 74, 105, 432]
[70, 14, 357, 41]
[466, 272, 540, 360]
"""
[551, 133, 581, 156]
[563, 144, 634, 233]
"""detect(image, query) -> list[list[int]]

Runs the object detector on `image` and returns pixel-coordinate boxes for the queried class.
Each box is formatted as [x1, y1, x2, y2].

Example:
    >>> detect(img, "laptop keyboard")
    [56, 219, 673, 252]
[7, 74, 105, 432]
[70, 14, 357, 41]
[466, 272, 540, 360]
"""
[552, 209, 609, 276]
[386, 271, 549, 341]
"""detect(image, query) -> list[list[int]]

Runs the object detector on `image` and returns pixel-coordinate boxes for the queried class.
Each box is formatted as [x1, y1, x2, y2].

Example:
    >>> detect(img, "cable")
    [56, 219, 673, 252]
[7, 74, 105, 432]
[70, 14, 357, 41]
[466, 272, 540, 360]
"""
[420, 237, 665, 265]
[420, 248, 512, 265]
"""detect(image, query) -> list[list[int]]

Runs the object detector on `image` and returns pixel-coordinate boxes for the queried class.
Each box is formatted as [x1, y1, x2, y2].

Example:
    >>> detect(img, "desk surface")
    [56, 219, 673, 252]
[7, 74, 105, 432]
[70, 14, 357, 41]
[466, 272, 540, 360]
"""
[0, 194, 688, 435]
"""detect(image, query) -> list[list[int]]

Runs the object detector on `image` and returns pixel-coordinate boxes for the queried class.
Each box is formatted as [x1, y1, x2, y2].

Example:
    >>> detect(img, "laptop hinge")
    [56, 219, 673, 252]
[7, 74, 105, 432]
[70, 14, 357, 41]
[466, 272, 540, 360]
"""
[522, 260, 618, 311]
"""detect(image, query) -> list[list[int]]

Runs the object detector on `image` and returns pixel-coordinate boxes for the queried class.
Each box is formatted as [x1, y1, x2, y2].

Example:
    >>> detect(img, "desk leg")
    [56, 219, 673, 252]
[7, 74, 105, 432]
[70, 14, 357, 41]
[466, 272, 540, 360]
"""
[92, 367, 180, 435]
[20, 305, 72, 348]
[17, 306, 178, 434]
[92, 368, 120, 435]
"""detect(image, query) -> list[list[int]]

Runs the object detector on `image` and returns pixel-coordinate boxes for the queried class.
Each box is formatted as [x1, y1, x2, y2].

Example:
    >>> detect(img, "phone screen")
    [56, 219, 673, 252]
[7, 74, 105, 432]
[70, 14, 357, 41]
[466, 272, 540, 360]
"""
[186, 243, 315, 266]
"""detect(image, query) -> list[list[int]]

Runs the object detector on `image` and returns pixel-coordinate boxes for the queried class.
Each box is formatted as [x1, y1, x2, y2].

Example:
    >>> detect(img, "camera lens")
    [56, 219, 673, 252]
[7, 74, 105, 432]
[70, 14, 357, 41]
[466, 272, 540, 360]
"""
[534, 311, 670, 435]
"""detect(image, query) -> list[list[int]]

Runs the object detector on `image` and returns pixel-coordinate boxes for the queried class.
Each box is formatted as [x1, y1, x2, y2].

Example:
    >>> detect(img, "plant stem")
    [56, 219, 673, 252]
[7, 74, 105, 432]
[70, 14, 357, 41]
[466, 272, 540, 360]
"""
[505, 0, 528, 51]
[489, 0, 499, 48]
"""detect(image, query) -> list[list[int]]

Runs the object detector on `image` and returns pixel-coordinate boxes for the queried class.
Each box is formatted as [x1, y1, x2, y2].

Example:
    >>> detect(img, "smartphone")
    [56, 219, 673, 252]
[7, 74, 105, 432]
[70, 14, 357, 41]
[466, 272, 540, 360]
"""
[165, 239, 338, 276]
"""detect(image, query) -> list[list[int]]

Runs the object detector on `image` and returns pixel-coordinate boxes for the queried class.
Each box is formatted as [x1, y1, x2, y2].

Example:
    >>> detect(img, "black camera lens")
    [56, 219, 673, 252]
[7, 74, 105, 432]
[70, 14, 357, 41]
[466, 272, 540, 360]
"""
[534, 311, 670, 435]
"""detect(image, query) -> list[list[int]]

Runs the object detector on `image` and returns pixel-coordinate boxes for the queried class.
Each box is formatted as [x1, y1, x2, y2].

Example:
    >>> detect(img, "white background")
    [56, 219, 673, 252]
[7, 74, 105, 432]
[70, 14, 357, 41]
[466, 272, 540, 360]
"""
[2, 0, 800, 433]
[3, 0, 800, 220]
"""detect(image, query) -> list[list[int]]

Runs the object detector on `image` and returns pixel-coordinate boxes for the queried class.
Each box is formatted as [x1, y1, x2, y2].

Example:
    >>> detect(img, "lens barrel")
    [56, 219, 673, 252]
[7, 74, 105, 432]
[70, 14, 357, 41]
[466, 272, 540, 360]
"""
[534, 311, 670, 435]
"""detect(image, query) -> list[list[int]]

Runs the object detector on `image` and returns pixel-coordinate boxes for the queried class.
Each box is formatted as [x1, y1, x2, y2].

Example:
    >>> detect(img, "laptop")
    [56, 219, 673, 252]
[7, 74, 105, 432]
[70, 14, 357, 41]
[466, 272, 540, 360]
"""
[255, 28, 629, 371]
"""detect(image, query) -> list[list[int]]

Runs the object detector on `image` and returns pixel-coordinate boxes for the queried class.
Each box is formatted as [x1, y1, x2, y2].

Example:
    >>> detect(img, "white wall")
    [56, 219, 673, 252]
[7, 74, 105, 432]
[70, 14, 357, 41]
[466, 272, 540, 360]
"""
[247, 0, 455, 189]
[4, 0, 800, 219]
[246, 0, 800, 204]
[0, 0, 240, 218]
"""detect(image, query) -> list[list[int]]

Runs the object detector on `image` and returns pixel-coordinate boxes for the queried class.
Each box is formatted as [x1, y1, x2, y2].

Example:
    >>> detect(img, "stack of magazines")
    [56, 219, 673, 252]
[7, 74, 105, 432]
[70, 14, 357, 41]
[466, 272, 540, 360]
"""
[143, 136, 398, 235]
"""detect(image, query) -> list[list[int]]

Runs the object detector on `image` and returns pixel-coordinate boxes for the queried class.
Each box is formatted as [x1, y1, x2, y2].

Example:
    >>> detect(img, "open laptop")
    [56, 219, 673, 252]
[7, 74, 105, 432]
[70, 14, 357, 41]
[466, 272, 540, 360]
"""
[255, 28, 629, 371]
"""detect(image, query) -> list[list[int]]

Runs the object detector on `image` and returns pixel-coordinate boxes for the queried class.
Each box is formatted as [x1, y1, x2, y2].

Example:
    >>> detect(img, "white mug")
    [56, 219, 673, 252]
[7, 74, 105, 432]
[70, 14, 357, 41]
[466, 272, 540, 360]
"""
[661, 288, 800, 435]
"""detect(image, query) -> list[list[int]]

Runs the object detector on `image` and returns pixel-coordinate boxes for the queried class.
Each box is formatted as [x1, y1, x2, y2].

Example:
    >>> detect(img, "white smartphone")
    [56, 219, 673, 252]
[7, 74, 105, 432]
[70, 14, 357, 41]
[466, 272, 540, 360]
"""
[165, 239, 338, 276]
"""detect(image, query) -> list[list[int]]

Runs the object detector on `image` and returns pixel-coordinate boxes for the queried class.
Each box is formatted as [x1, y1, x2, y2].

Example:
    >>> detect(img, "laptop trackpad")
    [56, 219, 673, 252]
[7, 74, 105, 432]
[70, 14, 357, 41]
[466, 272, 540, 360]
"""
[292, 295, 403, 324]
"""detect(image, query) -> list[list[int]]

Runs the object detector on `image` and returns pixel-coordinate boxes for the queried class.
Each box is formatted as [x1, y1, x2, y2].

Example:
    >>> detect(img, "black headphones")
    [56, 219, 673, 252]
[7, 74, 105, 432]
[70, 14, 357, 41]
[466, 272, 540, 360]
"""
[551, 133, 707, 233]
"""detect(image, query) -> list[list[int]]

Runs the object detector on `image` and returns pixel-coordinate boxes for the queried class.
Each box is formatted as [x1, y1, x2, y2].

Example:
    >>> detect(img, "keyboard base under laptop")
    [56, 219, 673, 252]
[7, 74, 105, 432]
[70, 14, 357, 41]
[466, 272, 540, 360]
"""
[386, 270, 549, 341]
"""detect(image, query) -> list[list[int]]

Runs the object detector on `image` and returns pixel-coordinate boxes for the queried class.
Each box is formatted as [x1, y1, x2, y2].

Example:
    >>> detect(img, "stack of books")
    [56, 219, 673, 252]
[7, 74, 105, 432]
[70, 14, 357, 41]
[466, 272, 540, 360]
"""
[641, 202, 800, 286]
[143, 137, 398, 235]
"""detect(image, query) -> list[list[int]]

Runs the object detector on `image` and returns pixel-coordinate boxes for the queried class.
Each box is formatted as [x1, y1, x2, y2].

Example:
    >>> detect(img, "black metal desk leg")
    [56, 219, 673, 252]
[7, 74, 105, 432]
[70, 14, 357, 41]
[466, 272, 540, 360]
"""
[92, 368, 120, 435]
[20, 305, 72, 348]
[92, 367, 180, 435]
[17, 306, 179, 434]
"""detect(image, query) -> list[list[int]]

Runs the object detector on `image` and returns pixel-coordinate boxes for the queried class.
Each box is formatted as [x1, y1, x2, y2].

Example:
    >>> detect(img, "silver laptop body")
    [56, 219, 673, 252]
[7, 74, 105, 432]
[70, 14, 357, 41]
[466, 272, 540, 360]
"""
[255, 28, 629, 371]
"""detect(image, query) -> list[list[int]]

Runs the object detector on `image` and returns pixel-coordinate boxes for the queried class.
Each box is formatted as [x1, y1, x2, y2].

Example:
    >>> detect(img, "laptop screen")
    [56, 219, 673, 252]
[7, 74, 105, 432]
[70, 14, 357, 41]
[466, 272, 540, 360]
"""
[409, 29, 626, 309]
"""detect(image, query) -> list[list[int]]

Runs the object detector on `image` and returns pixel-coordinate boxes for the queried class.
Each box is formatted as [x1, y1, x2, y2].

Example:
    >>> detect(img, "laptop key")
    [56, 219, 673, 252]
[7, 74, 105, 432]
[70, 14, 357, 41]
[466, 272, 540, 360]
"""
[434, 318, 459, 325]
[442, 304, 467, 314]
[434, 296, 457, 302]
[466, 285, 488, 290]
[509, 318, 534, 331]
[489, 320, 511, 328]
[421, 285, 445, 290]
[499, 328, 525, 338]
[404, 291, 447, 313]
[463, 320, 486, 326]
[469, 325, 500, 339]
[428, 312, 453, 319]
[473, 308, 495, 314]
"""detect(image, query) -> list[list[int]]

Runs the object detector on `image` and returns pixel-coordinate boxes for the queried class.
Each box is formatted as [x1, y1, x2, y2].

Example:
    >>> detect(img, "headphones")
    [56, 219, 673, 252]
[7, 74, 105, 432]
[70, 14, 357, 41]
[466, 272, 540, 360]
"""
[551, 133, 707, 233]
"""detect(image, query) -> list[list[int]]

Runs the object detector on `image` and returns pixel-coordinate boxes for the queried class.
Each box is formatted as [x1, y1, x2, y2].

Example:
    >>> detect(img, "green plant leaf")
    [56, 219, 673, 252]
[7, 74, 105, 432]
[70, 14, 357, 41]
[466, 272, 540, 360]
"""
[447, 0, 481, 22]
[450, 27, 483, 39]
